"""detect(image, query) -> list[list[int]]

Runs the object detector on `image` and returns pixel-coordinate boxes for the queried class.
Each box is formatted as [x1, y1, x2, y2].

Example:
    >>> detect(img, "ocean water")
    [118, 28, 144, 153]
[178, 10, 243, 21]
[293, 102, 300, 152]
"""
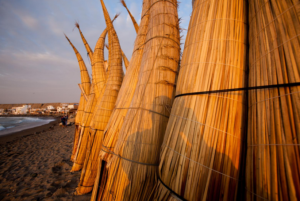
[0, 117, 55, 136]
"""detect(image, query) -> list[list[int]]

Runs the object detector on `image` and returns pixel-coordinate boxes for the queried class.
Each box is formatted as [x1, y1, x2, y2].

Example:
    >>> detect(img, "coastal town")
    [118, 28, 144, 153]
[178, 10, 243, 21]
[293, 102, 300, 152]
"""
[0, 103, 78, 115]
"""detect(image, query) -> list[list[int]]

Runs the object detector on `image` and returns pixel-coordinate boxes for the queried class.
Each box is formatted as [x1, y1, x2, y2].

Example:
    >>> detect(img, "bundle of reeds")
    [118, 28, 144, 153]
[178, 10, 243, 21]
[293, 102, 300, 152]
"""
[71, 23, 96, 163]
[71, 83, 98, 172]
[71, 14, 120, 172]
[99, 0, 147, 163]
[105, 44, 129, 69]
[93, 0, 181, 200]
[75, 0, 124, 195]
[75, 22, 94, 62]
[94, 14, 119, 98]
[65, 34, 91, 162]
[90, 1, 150, 200]
[245, 1, 300, 200]
[149, 0, 248, 200]
[120, 0, 139, 33]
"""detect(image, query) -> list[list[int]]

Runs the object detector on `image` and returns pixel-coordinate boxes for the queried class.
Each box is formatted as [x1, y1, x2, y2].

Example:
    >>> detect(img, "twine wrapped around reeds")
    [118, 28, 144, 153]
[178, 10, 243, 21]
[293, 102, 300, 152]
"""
[99, 0, 150, 164]
[75, 22, 94, 62]
[90, 1, 151, 200]
[245, 1, 300, 200]
[75, 0, 124, 195]
[105, 44, 129, 69]
[94, 14, 119, 98]
[71, 22, 95, 164]
[71, 83, 97, 172]
[64, 34, 91, 162]
[93, 0, 181, 200]
[150, 0, 248, 200]
[71, 14, 119, 172]
[120, 0, 139, 33]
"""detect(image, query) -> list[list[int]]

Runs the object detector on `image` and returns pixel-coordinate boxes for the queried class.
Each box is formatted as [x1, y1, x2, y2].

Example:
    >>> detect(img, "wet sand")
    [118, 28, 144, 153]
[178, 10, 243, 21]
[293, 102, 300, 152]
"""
[0, 121, 91, 201]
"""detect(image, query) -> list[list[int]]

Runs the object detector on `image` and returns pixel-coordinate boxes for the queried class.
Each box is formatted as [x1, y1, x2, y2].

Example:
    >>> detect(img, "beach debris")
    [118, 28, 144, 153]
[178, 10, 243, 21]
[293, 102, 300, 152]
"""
[245, 0, 300, 200]
[91, 0, 181, 200]
[75, 0, 124, 195]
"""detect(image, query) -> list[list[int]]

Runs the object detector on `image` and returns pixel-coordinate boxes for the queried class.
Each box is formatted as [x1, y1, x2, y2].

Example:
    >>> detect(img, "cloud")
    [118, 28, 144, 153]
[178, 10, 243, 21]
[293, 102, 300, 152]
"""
[20, 14, 38, 29]
[0, 0, 192, 104]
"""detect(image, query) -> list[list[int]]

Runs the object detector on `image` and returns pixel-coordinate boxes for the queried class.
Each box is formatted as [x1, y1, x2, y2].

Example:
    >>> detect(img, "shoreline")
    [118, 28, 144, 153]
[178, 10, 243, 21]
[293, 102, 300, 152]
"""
[0, 117, 60, 144]
[0, 121, 91, 200]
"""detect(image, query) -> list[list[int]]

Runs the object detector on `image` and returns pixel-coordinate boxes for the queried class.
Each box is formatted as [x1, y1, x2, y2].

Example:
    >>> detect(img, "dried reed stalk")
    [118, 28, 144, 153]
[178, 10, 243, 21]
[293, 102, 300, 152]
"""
[75, 22, 94, 62]
[245, 1, 300, 200]
[71, 14, 120, 172]
[94, 0, 181, 200]
[90, 1, 151, 200]
[120, 0, 139, 33]
[65, 34, 91, 162]
[75, 0, 124, 195]
[150, 0, 248, 200]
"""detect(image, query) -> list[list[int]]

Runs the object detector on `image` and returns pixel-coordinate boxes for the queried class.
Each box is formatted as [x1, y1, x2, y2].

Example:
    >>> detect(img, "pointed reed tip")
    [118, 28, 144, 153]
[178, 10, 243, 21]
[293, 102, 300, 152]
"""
[75, 22, 80, 29]
[112, 13, 120, 22]
[105, 43, 109, 50]
[120, 0, 127, 8]
[64, 33, 69, 40]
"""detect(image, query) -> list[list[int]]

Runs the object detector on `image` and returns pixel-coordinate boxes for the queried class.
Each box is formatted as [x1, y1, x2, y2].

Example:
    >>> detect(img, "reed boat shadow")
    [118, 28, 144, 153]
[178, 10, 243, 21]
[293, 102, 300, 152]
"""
[148, 95, 247, 200]
[96, 94, 248, 200]
[95, 96, 172, 201]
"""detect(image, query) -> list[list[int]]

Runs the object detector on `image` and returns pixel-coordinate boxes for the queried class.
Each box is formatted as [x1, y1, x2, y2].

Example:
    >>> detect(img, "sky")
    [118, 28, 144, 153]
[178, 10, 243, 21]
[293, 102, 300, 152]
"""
[0, 0, 192, 104]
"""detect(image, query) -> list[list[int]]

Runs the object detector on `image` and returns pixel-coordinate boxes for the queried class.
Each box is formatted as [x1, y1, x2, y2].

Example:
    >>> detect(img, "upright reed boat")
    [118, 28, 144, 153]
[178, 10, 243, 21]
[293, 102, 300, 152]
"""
[150, 0, 247, 200]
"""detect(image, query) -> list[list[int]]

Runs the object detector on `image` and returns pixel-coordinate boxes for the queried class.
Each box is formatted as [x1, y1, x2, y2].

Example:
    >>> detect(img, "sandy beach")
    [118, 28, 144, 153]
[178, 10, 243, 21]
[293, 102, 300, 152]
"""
[0, 119, 91, 201]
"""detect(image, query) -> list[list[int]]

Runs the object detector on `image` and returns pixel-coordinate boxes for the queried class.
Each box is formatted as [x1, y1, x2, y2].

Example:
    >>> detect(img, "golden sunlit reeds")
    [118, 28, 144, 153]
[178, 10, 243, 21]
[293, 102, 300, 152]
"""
[71, 22, 95, 164]
[75, 0, 124, 195]
[105, 44, 129, 70]
[94, 0, 181, 200]
[72, 83, 97, 172]
[75, 22, 94, 62]
[90, 1, 151, 199]
[245, 0, 300, 200]
[120, 0, 139, 33]
[71, 14, 119, 172]
[64, 34, 91, 163]
[150, 0, 248, 200]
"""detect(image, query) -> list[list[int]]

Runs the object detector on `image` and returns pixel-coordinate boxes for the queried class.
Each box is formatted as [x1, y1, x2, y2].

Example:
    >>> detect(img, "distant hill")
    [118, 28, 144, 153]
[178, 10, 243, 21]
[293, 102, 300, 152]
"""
[0, 103, 78, 110]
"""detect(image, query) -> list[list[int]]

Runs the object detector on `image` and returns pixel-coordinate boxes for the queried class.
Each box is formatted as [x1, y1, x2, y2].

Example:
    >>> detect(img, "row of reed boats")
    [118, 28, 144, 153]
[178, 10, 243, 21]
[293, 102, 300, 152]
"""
[64, 0, 300, 200]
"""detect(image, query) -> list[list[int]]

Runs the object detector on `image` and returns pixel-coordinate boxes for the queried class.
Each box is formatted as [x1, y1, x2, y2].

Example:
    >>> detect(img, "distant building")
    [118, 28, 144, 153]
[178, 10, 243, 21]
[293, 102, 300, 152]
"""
[0, 109, 4, 115]
[57, 106, 62, 112]
[14, 105, 31, 114]
[68, 104, 75, 109]
[47, 105, 55, 110]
